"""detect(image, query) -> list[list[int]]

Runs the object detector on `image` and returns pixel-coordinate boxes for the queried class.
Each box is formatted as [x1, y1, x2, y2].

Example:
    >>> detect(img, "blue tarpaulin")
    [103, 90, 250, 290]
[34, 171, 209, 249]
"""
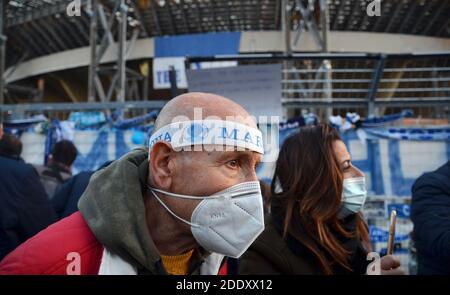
[155, 32, 241, 57]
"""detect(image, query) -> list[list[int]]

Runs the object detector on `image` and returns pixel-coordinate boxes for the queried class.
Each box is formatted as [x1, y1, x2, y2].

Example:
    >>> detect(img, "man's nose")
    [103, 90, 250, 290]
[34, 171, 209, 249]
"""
[246, 173, 258, 182]
[243, 167, 258, 182]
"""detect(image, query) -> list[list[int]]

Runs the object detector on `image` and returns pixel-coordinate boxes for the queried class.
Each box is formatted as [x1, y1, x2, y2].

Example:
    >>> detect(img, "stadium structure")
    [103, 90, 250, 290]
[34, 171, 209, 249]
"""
[0, 0, 449, 120]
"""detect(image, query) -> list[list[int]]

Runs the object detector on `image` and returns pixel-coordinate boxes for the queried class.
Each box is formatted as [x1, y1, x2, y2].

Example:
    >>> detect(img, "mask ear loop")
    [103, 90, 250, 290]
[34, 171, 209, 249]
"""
[149, 189, 200, 228]
[150, 187, 208, 200]
[343, 176, 366, 184]
[149, 186, 260, 200]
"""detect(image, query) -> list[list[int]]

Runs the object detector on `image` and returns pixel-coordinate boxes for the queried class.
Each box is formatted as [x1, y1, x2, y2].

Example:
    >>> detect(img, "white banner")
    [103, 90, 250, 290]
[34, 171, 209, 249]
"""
[152, 57, 187, 89]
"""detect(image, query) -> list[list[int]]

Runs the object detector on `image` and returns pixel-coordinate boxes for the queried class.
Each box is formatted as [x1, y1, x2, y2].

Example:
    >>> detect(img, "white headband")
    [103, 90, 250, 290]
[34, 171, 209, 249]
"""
[149, 119, 264, 154]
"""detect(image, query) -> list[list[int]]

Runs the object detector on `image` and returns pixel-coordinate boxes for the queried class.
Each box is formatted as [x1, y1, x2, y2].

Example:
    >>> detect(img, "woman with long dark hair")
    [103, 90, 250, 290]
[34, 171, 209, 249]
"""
[239, 124, 403, 274]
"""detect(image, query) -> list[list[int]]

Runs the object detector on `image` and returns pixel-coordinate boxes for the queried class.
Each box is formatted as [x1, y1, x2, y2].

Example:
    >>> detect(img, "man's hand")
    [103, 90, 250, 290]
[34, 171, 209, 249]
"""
[380, 255, 405, 275]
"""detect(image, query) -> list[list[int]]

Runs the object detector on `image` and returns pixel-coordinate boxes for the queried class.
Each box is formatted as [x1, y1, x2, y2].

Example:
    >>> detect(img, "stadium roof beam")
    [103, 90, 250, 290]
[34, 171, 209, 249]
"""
[72, 14, 91, 45]
[26, 21, 59, 53]
[58, 16, 85, 48]
[165, 0, 176, 35]
[148, 0, 162, 35]
[210, 0, 217, 32]
[37, 19, 67, 51]
[342, 0, 359, 31]
[423, 0, 448, 35]
[372, 2, 389, 32]
[410, 0, 436, 34]
[274, 0, 281, 29]
[50, 16, 78, 49]
[128, 0, 148, 37]
[10, 30, 38, 57]
[256, 0, 262, 30]
[179, 0, 190, 34]
[226, 0, 232, 31]
[18, 25, 50, 56]
[331, 0, 346, 30]
[397, 0, 418, 34]
[385, 0, 404, 33]
[437, 19, 449, 36]
[195, 0, 203, 32]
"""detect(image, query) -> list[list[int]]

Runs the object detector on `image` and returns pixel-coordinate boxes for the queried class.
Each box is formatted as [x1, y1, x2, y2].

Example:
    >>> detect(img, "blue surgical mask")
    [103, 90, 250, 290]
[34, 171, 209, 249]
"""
[339, 177, 367, 218]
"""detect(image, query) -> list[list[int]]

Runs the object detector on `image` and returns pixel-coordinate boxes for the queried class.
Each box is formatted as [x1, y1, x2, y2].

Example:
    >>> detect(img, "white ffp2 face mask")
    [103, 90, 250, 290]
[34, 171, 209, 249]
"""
[339, 176, 367, 218]
[149, 181, 265, 258]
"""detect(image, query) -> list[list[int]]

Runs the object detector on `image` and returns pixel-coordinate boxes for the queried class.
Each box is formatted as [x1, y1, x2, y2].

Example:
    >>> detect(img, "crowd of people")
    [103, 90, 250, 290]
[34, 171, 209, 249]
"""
[0, 92, 448, 275]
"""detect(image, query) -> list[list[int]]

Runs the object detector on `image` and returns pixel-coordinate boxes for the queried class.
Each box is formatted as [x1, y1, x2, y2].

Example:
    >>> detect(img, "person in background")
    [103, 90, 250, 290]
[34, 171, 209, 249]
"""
[411, 160, 450, 275]
[52, 161, 113, 220]
[0, 132, 57, 261]
[0, 133, 23, 160]
[239, 124, 404, 275]
[35, 140, 78, 199]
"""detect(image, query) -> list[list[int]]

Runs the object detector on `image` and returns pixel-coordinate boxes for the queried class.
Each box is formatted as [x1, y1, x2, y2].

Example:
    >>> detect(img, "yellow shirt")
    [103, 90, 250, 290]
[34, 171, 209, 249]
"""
[160, 249, 195, 275]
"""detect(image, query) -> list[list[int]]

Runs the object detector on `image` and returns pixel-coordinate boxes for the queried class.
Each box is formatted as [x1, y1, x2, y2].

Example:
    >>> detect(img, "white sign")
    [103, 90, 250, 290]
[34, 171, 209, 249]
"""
[190, 61, 238, 70]
[153, 57, 188, 89]
[186, 64, 282, 118]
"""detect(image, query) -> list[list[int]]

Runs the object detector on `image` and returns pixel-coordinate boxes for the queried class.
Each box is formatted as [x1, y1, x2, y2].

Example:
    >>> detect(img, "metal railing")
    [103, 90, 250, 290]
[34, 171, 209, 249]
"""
[186, 52, 450, 118]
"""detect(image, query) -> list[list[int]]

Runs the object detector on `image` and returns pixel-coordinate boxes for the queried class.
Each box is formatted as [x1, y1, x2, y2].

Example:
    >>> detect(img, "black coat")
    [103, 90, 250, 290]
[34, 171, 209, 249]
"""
[0, 156, 57, 261]
[52, 161, 113, 220]
[411, 161, 450, 275]
[239, 204, 369, 275]
[52, 171, 94, 219]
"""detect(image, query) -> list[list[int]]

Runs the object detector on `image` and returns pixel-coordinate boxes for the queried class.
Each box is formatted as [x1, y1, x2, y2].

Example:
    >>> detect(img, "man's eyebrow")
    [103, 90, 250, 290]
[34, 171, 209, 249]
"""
[214, 150, 258, 160]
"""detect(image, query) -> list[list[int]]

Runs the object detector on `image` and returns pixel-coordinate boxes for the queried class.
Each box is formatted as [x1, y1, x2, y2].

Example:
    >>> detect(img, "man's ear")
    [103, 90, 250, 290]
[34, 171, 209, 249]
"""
[149, 142, 175, 190]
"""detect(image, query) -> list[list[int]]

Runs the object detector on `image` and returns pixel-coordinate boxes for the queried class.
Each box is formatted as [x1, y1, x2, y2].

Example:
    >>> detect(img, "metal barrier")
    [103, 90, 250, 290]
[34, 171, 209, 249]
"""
[0, 100, 166, 121]
[186, 52, 450, 118]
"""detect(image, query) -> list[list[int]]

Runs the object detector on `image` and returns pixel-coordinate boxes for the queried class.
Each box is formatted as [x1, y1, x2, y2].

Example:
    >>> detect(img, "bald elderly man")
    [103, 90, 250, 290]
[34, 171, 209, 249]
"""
[0, 93, 265, 275]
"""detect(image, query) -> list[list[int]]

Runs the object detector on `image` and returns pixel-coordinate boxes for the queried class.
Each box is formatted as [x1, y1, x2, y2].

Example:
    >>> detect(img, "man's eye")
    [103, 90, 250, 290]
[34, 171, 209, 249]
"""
[228, 160, 239, 168]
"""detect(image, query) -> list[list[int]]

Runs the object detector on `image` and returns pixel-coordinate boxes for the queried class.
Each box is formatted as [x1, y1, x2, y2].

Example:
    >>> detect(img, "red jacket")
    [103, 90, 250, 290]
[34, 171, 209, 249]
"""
[0, 212, 103, 275]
